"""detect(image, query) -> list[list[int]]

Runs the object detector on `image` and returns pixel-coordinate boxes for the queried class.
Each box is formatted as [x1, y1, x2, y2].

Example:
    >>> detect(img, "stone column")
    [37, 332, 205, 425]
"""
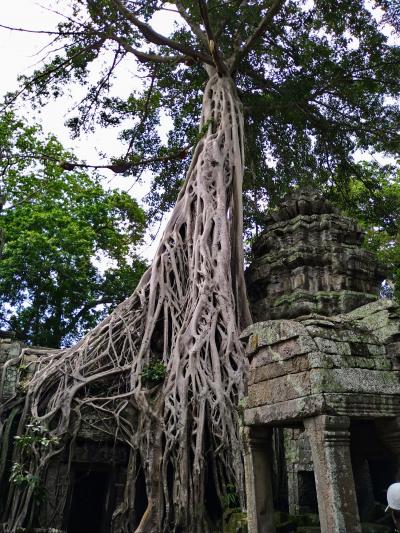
[243, 426, 276, 533]
[304, 415, 361, 533]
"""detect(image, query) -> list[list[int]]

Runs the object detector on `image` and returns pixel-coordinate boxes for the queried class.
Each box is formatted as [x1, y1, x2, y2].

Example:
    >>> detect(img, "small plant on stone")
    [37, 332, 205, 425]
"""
[222, 483, 240, 510]
[17, 363, 29, 378]
[141, 361, 166, 385]
[9, 463, 46, 502]
[14, 420, 59, 451]
[235, 398, 246, 421]
[10, 420, 58, 502]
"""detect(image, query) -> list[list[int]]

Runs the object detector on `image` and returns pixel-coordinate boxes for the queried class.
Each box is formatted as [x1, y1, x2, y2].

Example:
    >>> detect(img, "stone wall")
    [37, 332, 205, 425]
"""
[243, 188, 400, 532]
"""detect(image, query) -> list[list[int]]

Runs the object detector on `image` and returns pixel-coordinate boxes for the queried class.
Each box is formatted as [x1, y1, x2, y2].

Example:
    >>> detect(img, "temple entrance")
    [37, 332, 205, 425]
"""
[66, 466, 113, 533]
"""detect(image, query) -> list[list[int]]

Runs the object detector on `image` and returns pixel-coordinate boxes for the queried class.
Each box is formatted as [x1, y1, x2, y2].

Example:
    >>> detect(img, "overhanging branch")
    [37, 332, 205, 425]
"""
[106, 31, 185, 64]
[230, 0, 286, 71]
[198, 0, 228, 75]
[110, 0, 213, 65]
[1, 145, 192, 174]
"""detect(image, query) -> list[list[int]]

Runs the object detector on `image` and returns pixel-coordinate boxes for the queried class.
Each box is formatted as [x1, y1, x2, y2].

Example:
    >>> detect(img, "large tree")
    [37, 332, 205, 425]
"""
[1, 1, 400, 532]
[0, 113, 147, 348]
[331, 161, 400, 299]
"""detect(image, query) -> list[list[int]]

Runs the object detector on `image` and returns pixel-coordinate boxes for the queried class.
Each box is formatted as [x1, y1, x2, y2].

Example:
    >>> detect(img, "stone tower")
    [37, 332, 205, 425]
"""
[246, 187, 385, 321]
[243, 188, 400, 533]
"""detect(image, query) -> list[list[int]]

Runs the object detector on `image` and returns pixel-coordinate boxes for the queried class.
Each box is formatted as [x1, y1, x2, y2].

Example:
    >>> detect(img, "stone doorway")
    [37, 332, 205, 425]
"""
[66, 465, 114, 533]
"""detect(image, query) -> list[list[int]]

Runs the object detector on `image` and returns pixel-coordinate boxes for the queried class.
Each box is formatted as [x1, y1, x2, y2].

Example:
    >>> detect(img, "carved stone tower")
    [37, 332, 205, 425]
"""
[246, 187, 384, 321]
[243, 188, 400, 533]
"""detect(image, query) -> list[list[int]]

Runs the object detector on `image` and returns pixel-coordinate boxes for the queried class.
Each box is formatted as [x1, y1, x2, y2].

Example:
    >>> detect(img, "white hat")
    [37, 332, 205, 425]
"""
[386, 483, 400, 512]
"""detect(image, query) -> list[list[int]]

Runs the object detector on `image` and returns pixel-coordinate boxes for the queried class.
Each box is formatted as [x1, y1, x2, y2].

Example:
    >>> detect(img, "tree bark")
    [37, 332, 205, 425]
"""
[0, 71, 251, 533]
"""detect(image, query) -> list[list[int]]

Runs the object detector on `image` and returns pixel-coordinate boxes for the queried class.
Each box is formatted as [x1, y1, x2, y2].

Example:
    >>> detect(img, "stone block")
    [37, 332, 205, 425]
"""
[303, 324, 340, 338]
[347, 298, 398, 319]
[2, 366, 18, 400]
[310, 368, 400, 395]
[244, 394, 328, 425]
[249, 354, 310, 383]
[325, 392, 400, 418]
[386, 341, 400, 357]
[365, 343, 386, 356]
[373, 322, 400, 343]
[250, 335, 316, 368]
[373, 358, 392, 370]
[241, 320, 308, 355]
[0, 340, 22, 363]
[313, 336, 351, 355]
[247, 371, 311, 408]
[307, 352, 338, 369]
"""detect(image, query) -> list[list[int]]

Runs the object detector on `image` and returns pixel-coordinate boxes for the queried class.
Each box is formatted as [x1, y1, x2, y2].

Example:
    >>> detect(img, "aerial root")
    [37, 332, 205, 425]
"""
[0, 74, 251, 533]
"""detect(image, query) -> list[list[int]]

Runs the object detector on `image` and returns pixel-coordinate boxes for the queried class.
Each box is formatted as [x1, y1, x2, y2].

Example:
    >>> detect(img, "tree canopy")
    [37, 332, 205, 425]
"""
[331, 161, 400, 299]
[0, 112, 147, 347]
[1, 2, 400, 532]
[6, 0, 400, 229]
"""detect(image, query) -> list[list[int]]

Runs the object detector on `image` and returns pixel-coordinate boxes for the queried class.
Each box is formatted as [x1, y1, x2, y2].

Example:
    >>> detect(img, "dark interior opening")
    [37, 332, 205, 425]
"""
[132, 461, 148, 529]
[369, 459, 396, 505]
[203, 424, 222, 525]
[272, 428, 288, 512]
[67, 468, 111, 533]
[298, 471, 318, 514]
[204, 464, 222, 524]
[351, 420, 397, 507]
[166, 460, 175, 528]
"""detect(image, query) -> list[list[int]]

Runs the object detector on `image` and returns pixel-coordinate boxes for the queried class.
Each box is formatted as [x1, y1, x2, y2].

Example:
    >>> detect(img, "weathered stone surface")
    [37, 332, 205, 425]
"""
[0, 336, 23, 364]
[248, 371, 312, 407]
[249, 354, 311, 383]
[241, 320, 307, 353]
[304, 415, 362, 533]
[245, 392, 400, 426]
[347, 298, 399, 319]
[310, 367, 400, 394]
[346, 299, 400, 349]
[248, 365, 400, 409]
[246, 190, 385, 322]
[244, 190, 400, 533]
[243, 426, 276, 533]
[249, 335, 317, 367]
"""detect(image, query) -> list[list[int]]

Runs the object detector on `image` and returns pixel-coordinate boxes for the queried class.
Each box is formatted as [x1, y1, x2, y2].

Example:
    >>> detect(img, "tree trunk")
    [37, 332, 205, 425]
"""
[0, 72, 251, 533]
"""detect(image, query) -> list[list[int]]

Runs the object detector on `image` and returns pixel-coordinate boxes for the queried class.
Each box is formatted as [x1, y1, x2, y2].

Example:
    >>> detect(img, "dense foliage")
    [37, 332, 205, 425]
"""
[0, 113, 147, 347]
[7, 0, 400, 232]
[331, 161, 400, 299]
[0, 2, 400, 532]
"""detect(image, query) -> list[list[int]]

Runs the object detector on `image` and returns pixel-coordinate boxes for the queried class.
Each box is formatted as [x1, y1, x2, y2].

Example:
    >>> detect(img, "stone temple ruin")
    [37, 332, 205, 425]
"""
[1, 188, 400, 532]
[243, 189, 400, 532]
[0, 336, 132, 533]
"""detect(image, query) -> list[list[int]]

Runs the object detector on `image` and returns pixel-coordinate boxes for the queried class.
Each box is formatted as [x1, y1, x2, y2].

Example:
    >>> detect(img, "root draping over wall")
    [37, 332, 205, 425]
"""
[0, 73, 251, 533]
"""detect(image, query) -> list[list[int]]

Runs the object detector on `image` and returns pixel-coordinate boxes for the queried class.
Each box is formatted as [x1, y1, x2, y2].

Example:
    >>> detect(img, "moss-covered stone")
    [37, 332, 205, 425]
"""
[223, 510, 248, 533]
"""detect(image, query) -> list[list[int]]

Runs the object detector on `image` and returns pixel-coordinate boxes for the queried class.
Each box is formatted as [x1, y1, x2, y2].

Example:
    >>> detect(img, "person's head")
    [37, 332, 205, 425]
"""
[387, 483, 400, 513]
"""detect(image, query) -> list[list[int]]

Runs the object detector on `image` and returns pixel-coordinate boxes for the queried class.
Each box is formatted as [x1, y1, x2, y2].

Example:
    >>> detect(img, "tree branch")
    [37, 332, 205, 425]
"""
[198, 0, 228, 75]
[1, 38, 106, 109]
[174, 0, 209, 49]
[62, 298, 115, 336]
[0, 23, 82, 36]
[230, 0, 286, 71]
[2, 145, 192, 174]
[109, 0, 213, 65]
[106, 31, 185, 64]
